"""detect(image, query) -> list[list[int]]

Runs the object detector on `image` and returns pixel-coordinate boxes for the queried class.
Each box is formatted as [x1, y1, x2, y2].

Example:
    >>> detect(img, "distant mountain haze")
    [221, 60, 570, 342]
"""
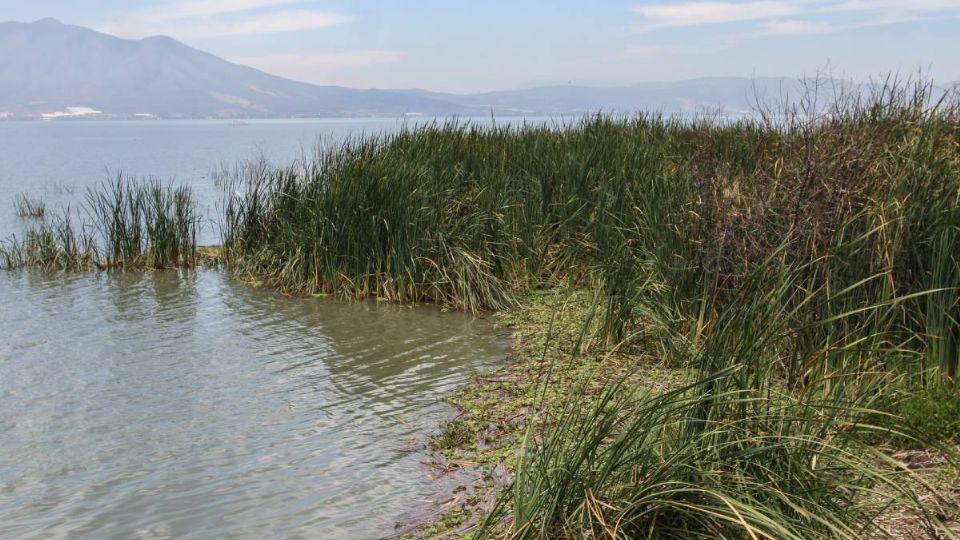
[0, 18, 912, 119]
[393, 79, 803, 116]
[0, 19, 469, 118]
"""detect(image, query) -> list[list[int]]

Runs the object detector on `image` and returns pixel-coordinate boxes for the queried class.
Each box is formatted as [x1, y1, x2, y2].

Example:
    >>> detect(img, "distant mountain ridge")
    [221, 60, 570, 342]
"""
[0, 18, 469, 118]
[4, 19, 944, 119]
[393, 78, 803, 116]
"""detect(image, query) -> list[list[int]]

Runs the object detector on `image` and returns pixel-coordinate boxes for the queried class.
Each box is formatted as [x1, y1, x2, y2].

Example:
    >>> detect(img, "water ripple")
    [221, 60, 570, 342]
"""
[0, 269, 505, 539]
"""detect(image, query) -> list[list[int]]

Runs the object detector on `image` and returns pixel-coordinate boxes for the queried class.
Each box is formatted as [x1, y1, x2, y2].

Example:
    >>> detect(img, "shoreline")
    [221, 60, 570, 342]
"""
[391, 288, 960, 539]
[6, 100, 960, 537]
[389, 288, 698, 539]
[14, 246, 953, 538]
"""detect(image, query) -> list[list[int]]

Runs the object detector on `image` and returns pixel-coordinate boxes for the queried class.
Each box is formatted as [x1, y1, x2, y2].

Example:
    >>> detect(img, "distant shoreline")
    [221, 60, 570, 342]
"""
[0, 113, 564, 122]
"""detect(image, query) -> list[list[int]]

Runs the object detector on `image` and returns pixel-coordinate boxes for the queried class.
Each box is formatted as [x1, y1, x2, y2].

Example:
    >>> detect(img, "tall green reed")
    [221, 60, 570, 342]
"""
[222, 78, 959, 386]
[0, 210, 95, 271]
[1, 176, 199, 271]
[487, 243, 958, 539]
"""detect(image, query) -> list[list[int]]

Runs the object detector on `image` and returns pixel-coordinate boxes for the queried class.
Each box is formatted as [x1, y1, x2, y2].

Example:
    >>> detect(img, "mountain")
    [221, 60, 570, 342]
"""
[0, 19, 876, 119]
[0, 18, 469, 118]
[396, 78, 802, 116]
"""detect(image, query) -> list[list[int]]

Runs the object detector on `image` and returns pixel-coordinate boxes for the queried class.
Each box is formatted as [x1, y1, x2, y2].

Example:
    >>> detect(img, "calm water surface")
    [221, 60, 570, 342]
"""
[0, 119, 514, 539]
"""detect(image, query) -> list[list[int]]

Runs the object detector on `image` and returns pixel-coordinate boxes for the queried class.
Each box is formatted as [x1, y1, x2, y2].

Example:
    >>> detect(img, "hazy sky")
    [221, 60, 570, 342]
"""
[6, 1, 960, 92]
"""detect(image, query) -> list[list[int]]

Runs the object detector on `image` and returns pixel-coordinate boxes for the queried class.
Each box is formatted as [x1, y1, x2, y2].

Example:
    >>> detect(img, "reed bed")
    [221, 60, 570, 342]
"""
[219, 79, 960, 536]
[485, 253, 959, 538]
[223, 79, 960, 387]
[2, 77, 957, 536]
[0, 177, 199, 270]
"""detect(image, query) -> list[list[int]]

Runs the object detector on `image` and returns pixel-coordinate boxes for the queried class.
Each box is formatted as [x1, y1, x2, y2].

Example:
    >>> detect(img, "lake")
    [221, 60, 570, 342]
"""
[0, 118, 433, 243]
[0, 119, 516, 539]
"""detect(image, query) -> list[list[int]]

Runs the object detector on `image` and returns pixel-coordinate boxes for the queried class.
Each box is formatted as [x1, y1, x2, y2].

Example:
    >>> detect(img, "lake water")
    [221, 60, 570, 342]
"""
[0, 118, 428, 244]
[0, 117, 556, 243]
[0, 119, 513, 539]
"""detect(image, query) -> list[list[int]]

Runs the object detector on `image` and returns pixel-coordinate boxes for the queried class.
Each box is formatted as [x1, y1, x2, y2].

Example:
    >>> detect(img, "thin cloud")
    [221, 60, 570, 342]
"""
[630, 0, 960, 33]
[169, 11, 352, 39]
[827, 0, 960, 14]
[99, 0, 349, 39]
[631, 1, 810, 32]
[123, 0, 307, 24]
[749, 19, 840, 37]
[620, 44, 686, 58]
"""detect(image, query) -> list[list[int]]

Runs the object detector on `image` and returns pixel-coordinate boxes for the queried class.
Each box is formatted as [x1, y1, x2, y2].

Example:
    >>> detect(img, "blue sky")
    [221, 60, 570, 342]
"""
[6, 1, 960, 92]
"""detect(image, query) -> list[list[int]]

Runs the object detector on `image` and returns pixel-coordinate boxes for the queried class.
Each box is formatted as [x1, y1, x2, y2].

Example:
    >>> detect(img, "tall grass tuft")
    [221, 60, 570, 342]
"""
[87, 177, 199, 268]
[13, 193, 46, 219]
[0, 210, 96, 271]
[0, 176, 199, 271]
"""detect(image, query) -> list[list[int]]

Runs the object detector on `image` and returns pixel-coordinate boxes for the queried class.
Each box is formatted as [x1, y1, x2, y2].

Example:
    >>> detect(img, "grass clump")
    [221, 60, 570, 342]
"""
[433, 418, 475, 451]
[87, 176, 199, 268]
[0, 176, 199, 271]
[13, 193, 46, 219]
[0, 211, 96, 271]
